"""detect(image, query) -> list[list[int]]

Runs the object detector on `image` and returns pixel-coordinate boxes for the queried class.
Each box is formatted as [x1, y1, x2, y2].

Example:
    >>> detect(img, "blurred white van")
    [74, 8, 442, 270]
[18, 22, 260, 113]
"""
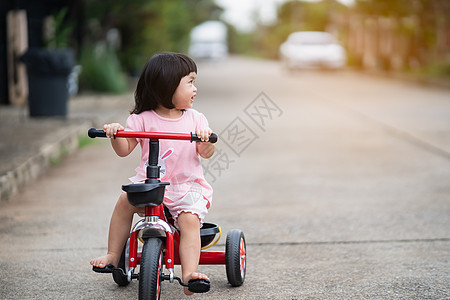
[189, 21, 228, 59]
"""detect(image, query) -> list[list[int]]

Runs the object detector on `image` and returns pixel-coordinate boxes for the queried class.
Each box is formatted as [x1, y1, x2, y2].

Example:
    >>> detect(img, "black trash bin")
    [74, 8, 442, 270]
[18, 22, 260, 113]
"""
[21, 48, 75, 117]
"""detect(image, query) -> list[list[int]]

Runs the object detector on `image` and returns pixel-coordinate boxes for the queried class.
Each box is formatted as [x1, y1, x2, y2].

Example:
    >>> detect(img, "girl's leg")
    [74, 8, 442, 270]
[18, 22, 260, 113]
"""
[90, 192, 139, 268]
[177, 212, 209, 295]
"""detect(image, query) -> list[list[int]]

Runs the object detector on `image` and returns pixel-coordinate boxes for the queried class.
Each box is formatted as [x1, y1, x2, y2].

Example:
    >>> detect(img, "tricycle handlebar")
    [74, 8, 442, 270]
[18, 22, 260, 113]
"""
[88, 128, 218, 143]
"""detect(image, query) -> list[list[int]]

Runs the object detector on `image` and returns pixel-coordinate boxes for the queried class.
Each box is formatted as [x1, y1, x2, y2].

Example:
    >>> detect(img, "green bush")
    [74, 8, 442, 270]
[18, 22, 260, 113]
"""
[79, 45, 128, 93]
[426, 61, 450, 77]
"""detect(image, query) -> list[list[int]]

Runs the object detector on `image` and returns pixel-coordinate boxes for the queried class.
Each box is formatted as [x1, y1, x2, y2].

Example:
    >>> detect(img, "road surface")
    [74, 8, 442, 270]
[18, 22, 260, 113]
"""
[1, 57, 449, 299]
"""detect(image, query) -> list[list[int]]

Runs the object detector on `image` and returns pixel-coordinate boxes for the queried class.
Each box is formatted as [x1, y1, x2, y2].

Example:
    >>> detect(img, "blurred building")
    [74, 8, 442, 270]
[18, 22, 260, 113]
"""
[0, 0, 73, 106]
[327, 0, 450, 71]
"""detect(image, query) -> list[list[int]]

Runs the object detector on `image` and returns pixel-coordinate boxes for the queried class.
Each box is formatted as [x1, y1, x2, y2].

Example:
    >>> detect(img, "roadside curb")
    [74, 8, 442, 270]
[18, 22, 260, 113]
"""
[0, 93, 133, 204]
[0, 121, 91, 203]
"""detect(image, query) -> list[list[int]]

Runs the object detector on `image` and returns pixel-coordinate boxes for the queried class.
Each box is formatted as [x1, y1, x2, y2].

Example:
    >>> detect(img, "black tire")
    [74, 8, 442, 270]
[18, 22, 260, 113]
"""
[112, 238, 131, 286]
[139, 238, 164, 300]
[225, 229, 246, 287]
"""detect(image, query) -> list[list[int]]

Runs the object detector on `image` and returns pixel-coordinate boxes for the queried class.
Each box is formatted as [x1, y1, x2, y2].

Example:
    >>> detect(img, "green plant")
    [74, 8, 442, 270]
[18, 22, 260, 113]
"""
[78, 45, 129, 93]
[414, 59, 450, 78]
[44, 7, 73, 49]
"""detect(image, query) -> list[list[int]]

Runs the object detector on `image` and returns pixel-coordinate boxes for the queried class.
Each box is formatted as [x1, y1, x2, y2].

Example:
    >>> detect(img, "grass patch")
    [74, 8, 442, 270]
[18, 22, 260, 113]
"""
[50, 146, 70, 166]
[50, 156, 62, 166]
[78, 134, 96, 148]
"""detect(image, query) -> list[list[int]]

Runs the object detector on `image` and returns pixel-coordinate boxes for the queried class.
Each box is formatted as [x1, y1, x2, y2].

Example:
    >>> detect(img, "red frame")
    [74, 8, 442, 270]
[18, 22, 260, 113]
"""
[128, 206, 226, 269]
[118, 131, 226, 273]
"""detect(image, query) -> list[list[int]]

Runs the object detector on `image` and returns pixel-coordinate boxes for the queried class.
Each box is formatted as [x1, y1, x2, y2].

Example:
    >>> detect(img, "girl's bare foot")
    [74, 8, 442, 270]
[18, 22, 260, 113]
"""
[183, 272, 210, 295]
[90, 253, 119, 268]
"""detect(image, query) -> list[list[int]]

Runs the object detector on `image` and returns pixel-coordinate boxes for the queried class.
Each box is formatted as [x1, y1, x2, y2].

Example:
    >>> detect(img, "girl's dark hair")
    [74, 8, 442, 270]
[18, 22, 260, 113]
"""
[132, 52, 197, 114]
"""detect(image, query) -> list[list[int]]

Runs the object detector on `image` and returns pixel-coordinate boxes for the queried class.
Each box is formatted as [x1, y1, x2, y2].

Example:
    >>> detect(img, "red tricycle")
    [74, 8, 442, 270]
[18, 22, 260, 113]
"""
[88, 128, 246, 299]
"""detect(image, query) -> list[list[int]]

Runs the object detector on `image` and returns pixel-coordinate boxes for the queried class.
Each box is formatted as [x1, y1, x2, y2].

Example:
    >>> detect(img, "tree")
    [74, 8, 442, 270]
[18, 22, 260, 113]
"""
[82, 0, 222, 73]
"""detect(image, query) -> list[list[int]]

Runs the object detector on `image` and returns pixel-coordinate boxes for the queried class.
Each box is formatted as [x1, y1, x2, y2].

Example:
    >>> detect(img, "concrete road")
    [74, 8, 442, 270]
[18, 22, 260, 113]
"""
[1, 57, 449, 299]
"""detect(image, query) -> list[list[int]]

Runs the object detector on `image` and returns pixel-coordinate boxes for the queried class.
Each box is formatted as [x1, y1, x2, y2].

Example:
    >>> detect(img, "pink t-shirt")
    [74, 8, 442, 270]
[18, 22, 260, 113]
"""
[125, 109, 213, 210]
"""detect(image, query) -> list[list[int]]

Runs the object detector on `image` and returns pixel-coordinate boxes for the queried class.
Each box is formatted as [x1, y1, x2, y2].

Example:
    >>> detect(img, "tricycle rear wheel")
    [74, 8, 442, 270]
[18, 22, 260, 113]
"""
[225, 229, 246, 287]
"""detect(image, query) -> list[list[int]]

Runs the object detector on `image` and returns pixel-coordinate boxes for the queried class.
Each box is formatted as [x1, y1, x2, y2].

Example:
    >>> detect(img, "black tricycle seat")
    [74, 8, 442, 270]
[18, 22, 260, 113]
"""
[122, 181, 169, 207]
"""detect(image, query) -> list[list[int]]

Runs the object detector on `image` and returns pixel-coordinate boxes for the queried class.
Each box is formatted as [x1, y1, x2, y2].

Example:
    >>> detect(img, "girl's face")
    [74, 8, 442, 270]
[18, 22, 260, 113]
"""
[172, 72, 197, 110]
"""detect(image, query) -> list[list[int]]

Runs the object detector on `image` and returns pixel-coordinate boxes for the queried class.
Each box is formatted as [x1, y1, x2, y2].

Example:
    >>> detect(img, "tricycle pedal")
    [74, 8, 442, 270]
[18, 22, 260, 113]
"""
[162, 275, 210, 292]
[92, 264, 115, 273]
[93, 264, 131, 280]
[188, 279, 210, 293]
[162, 274, 188, 287]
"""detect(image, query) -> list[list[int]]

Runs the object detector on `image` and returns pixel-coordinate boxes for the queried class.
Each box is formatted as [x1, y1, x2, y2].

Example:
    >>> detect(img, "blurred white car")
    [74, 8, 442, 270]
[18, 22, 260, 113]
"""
[280, 31, 346, 70]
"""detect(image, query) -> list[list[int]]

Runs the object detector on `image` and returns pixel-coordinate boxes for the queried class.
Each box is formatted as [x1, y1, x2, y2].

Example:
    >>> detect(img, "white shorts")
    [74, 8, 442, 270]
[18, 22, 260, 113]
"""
[164, 191, 210, 229]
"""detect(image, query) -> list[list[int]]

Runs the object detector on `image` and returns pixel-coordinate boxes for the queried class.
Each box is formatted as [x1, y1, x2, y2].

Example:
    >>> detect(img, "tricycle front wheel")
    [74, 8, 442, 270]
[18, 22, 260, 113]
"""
[139, 238, 164, 300]
[225, 229, 246, 287]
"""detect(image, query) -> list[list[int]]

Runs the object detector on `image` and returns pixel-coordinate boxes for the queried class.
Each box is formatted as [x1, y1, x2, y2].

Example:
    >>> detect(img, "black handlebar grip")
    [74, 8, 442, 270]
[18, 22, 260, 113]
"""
[191, 133, 218, 143]
[88, 128, 107, 138]
[208, 133, 218, 143]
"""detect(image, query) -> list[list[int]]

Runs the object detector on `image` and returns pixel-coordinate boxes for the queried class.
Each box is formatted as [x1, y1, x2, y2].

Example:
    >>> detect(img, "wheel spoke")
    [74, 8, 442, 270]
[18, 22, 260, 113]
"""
[240, 238, 246, 277]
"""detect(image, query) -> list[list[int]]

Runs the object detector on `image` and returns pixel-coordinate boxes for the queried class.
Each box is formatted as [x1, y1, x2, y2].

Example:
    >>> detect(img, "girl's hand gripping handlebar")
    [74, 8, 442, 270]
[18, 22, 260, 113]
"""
[88, 128, 218, 143]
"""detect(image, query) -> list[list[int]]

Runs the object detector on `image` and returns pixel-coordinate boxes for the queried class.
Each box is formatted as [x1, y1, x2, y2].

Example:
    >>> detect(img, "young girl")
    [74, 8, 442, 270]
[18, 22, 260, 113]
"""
[90, 52, 214, 295]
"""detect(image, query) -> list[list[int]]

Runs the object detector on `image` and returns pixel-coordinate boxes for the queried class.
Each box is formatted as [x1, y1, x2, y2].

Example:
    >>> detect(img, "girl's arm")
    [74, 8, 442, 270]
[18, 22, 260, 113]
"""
[196, 128, 215, 159]
[104, 123, 138, 157]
